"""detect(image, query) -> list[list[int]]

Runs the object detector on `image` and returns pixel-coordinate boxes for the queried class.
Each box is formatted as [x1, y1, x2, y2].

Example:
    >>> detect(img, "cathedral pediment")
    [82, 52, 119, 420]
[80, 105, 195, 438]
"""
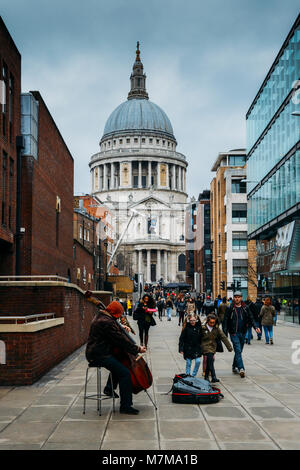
[129, 194, 171, 210]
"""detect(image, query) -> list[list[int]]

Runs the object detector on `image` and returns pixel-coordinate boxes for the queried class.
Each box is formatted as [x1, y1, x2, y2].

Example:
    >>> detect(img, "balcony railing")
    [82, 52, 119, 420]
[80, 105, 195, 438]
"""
[90, 147, 187, 163]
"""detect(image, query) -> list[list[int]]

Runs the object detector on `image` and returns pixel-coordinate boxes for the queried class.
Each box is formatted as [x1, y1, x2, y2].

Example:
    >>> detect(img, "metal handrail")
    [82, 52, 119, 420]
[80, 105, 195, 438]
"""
[0, 313, 56, 324]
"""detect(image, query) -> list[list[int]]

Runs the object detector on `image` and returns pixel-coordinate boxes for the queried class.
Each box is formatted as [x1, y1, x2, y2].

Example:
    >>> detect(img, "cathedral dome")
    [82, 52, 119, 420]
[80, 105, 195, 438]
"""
[102, 98, 175, 140]
[101, 42, 175, 142]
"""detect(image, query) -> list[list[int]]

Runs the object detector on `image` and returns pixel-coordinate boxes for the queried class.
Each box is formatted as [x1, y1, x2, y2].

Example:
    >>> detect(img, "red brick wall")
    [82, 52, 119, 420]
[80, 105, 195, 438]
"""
[0, 18, 21, 274]
[0, 283, 112, 385]
[73, 240, 95, 291]
[20, 91, 74, 280]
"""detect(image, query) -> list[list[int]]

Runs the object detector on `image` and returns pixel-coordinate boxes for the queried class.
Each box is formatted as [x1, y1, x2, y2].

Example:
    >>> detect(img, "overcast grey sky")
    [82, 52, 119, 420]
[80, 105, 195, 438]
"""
[2, 0, 299, 198]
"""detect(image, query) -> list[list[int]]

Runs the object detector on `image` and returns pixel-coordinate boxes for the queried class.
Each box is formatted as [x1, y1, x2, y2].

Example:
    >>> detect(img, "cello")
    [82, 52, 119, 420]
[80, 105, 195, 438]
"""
[85, 291, 153, 394]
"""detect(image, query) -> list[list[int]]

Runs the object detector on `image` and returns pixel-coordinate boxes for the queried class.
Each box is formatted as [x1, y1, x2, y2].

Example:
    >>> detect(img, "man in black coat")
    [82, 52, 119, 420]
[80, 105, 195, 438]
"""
[223, 291, 261, 378]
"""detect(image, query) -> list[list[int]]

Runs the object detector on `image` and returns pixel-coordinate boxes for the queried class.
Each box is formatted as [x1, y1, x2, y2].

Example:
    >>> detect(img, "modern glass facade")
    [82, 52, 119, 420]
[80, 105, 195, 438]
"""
[247, 16, 300, 236]
[247, 25, 300, 151]
[246, 14, 300, 323]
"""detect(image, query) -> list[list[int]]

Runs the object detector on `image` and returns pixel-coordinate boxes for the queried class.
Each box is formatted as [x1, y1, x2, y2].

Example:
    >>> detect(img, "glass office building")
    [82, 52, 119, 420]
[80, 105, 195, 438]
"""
[247, 14, 300, 323]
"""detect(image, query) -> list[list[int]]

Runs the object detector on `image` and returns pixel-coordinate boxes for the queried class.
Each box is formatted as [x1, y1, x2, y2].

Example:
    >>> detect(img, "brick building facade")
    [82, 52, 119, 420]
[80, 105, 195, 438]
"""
[210, 149, 257, 299]
[19, 91, 74, 279]
[0, 17, 21, 275]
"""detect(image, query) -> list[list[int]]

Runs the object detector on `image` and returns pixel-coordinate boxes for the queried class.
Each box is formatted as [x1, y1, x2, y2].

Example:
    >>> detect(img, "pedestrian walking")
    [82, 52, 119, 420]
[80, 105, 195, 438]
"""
[133, 294, 156, 348]
[177, 296, 187, 326]
[201, 314, 233, 383]
[186, 297, 196, 316]
[259, 296, 276, 345]
[245, 297, 260, 344]
[202, 295, 216, 316]
[179, 315, 203, 377]
[157, 296, 165, 321]
[274, 298, 281, 325]
[217, 296, 228, 329]
[223, 291, 261, 378]
[127, 298, 132, 316]
[166, 298, 174, 321]
[194, 296, 202, 315]
[254, 297, 263, 339]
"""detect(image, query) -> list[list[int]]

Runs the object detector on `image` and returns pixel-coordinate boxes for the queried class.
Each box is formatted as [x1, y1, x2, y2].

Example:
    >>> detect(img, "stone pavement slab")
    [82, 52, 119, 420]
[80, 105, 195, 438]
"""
[1, 315, 300, 450]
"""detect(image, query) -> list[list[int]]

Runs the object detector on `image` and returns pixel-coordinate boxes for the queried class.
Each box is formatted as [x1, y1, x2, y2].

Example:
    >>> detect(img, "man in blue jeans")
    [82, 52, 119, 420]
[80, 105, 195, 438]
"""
[223, 291, 261, 378]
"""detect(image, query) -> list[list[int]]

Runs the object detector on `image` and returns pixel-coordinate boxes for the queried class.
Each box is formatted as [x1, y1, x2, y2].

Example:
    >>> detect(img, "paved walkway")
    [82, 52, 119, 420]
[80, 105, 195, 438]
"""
[0, 314, 300, 450]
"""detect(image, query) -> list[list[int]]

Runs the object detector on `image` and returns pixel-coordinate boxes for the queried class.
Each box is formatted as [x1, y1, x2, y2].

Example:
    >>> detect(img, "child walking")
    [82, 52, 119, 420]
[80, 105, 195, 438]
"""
[179, 316, 203, 377]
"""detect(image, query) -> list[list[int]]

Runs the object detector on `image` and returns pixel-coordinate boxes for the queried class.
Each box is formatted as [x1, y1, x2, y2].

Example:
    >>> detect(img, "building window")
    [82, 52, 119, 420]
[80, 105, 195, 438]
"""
[232, 180, 246, 193]
[79, 225, 83, 239]
[229, 155, 246, 166]
[142, 138, 146, 143]
[232, 204, 247, 223]
[134, 138, 138, 143]
[126, 138, 130, 143]
[232, 239, 247, 251]
[178, 253, 186, 271]
[133, 175, 138, 188]
[156, 139, 160, 145]
[119, 139, 123, 144]
[149, 138, 153, 144]
[232, 259, 248, 275]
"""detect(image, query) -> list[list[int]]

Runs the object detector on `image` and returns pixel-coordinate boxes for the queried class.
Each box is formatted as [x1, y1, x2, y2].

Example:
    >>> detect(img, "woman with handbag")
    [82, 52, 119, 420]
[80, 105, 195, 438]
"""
[133, 294, 156, 348]
[201, 314, 233, 383]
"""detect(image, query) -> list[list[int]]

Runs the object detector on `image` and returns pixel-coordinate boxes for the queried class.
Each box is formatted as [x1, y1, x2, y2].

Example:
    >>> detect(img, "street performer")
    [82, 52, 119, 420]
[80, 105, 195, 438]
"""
[85, 293, 146, 415]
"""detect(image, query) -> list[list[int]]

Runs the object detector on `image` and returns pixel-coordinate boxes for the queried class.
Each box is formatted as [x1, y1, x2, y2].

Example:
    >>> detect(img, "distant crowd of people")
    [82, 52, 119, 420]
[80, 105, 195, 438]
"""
[124, 290, 281, 382]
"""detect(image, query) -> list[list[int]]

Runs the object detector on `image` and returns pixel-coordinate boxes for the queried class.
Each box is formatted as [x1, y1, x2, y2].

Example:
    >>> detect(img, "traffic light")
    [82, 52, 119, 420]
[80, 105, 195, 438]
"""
[237, 281, 241, 290]
[220, 281, 225, 290]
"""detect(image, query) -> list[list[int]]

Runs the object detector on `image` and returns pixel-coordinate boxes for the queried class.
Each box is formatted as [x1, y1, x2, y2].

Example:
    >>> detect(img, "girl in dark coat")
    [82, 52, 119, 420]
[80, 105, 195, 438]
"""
[179, 316, 203, 377]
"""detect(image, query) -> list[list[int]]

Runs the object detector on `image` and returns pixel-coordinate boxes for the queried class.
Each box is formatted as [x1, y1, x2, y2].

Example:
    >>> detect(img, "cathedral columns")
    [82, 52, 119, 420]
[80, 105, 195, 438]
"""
[111, 162, 114, 189]
[138, 249, 142, 274]
[156, 249, 161, 281]
[172, 164, 176, 190]
[166, 164, 170, 189]
[103, 163, 107, 190]
[148, 161, 152, 187]
[146, 249, 151, 282]
[138, 161, 142, 188]
[164, 250, 168, 282]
